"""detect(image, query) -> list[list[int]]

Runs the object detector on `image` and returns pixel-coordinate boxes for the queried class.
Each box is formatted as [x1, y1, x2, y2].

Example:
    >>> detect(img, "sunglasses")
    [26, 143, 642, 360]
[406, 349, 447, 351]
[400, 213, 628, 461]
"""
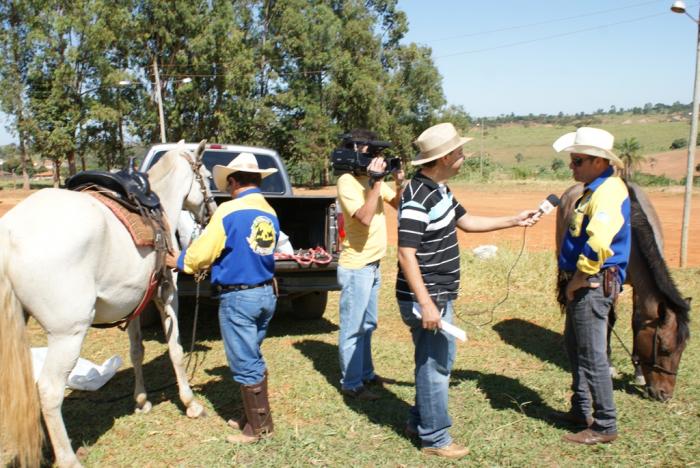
[571, 156, 593, 167]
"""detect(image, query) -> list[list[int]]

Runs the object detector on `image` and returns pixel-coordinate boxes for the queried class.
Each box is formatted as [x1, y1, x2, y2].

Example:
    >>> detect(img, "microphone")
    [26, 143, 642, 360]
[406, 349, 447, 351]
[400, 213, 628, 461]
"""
[537, 194, 561, 215]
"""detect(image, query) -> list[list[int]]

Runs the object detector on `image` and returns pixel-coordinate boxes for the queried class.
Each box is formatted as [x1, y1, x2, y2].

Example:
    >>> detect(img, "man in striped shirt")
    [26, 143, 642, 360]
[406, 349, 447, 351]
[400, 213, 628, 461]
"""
[396, 123, 538, 459]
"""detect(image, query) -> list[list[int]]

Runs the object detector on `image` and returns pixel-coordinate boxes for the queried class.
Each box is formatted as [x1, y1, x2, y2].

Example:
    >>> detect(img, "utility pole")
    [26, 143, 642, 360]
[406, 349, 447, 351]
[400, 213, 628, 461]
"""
[152, 58, 167, 143]
[480, 118, 484, 178]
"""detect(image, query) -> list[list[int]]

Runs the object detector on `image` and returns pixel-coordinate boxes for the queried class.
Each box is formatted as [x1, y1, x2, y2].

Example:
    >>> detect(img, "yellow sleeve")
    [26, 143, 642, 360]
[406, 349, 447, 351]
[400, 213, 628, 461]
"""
[337, 174, 365, 217]
[182, 207, 227, 274]
[576, 182, 627, 275]
[380, 181, 397, 203]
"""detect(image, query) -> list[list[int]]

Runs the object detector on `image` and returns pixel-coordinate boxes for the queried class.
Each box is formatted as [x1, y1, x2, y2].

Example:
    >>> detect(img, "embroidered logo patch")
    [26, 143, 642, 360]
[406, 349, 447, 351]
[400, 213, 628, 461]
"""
[248, 216, 276, 255]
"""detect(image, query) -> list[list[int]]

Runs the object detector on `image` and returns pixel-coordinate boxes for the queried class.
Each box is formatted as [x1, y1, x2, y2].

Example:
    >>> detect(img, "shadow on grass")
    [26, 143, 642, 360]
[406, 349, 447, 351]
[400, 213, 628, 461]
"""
[293, 339, 413, 441]
[60, 347, 210, 458]
[452, 369, 574, 430]
[493, 318, 568, 370]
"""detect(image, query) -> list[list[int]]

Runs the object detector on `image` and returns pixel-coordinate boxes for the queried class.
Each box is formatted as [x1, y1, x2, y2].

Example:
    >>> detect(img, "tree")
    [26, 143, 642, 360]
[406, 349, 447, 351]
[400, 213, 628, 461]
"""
[551, 157, 565, 171]
[615, 137, 644, 180]
[0, 0, 36, 189]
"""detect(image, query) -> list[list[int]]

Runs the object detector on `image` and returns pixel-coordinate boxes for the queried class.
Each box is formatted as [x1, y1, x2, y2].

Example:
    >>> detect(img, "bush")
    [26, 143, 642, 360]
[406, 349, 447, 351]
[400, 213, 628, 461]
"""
[630, 172, 677, 187]
[670, 138, 688, 149]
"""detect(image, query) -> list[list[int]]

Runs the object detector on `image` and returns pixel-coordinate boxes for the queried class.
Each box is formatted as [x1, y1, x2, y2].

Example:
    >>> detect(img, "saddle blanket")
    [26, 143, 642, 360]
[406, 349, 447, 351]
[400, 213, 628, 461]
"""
[86, 189, 159, 247]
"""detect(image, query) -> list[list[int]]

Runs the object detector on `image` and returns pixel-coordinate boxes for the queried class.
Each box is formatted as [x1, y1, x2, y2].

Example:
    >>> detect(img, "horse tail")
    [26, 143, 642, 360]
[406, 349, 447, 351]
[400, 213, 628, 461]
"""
[627, 183, 691, 345]
[0, 224, 43, 467]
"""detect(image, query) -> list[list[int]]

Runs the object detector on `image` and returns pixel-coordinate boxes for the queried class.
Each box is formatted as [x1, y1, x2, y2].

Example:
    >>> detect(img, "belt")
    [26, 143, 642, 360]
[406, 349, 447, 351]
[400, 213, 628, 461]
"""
[217, 279, 274, 293]
[367, 259, 380, 268]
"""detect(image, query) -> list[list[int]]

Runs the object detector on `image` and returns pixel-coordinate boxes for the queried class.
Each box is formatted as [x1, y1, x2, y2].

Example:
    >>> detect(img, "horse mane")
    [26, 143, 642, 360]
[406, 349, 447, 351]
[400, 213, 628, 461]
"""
[627, 184, 691, 346]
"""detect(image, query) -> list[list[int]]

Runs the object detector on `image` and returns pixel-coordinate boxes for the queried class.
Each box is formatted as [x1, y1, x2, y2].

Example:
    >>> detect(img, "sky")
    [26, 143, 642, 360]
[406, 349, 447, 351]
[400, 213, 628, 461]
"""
[1, 0, 697, 145]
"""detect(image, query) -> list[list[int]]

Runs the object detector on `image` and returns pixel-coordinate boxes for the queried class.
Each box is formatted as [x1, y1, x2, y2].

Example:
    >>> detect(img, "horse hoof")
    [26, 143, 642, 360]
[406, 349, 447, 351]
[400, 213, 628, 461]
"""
[76, 446, 88, 460]
[609, 366, 619, 378]
[186, 401, 206, 418]
[634, 375, 646, 386]
[135, 400, 152, 414]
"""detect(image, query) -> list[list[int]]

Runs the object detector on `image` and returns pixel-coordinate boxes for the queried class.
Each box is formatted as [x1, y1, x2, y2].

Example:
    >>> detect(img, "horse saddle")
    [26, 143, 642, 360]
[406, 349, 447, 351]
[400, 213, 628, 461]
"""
[66, 169, 161, 210]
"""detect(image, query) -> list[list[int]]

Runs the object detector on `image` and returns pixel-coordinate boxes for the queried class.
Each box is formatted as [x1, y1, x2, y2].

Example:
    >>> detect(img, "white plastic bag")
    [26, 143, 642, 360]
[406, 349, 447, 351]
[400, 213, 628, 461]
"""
[472, 244, 498, 260]
[275, 230, 294, 255]
[31, 347, 123, 391]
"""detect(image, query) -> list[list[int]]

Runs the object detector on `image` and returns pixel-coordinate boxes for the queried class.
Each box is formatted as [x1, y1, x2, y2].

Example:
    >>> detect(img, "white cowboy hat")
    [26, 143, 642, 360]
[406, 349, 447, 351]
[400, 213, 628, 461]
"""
[552, 127, 624, 168]
[213, 152, 278, 192]
[412, 122, 473, 166]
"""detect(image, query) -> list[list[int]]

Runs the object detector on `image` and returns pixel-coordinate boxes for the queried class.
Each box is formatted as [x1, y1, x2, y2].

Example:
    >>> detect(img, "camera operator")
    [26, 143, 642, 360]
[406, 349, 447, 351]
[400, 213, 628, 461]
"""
[336, 129, 404, 400]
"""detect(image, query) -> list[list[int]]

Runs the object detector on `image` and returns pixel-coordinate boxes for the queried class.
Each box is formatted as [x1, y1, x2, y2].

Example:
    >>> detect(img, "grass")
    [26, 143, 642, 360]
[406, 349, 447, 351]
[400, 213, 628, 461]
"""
[474, 113, 690, 171]
[24, 244, 700, 466]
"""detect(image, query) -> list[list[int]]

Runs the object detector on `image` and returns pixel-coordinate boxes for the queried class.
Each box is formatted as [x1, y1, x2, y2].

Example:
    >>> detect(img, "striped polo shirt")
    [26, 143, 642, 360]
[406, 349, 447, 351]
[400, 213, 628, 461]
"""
[395, 171, 467, 303]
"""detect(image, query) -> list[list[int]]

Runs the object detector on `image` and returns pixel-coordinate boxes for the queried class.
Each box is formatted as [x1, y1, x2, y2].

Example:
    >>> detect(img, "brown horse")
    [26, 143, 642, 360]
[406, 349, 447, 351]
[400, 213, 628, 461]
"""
[556, 183, 691, 401]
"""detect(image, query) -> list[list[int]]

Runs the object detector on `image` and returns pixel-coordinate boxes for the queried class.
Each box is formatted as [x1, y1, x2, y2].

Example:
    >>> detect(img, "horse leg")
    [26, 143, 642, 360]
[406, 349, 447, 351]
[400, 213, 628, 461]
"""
[38, 331, 88, 468]
[127, 319, 152, 414]
[156, 276, 206, 418]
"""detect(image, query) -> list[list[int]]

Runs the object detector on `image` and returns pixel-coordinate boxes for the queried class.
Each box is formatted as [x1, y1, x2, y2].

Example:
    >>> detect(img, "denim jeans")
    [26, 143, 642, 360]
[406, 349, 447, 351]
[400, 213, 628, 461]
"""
[337, 263, 380, 390]
[565, 277, 617, 434]
[398, 299, 456, 449]
[218, 284, 276, 386]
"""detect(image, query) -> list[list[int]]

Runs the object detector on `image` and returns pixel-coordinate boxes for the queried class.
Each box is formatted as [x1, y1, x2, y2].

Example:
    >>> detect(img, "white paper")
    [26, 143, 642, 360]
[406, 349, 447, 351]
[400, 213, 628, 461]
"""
[412, 304, 467, 342]
[31, 347, 122, 391]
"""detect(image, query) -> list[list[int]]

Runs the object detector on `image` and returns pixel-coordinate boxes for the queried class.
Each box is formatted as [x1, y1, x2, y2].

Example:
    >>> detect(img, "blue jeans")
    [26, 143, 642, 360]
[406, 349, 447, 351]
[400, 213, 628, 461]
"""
[337, 263, 380, 390]
[398, 299, 456, 449]
[565, 277, 617, 434]
[218, 284, 276, 386]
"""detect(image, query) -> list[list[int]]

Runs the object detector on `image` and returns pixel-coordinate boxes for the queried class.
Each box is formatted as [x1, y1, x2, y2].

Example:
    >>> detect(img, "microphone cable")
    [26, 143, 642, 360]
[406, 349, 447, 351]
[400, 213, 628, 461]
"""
[453, 224, 530, 328]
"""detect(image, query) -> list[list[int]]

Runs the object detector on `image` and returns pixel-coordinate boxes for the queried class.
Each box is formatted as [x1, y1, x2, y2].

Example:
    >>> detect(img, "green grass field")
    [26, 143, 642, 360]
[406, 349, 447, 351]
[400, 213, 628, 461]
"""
[25, 246, 700, 466]
[473, 113, 690, 172]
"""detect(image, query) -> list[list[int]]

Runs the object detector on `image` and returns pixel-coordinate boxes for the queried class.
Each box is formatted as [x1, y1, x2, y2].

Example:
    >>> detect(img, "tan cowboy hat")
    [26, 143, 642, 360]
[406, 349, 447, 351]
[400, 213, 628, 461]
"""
[412, 122, 473, 166]
[552, 127, 624, 168]
[213, 152, 278, 192]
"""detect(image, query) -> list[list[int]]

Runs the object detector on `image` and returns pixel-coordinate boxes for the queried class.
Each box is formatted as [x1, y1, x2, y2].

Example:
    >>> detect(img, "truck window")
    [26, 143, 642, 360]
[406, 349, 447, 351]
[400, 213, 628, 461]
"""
[147, 150, 285, 193]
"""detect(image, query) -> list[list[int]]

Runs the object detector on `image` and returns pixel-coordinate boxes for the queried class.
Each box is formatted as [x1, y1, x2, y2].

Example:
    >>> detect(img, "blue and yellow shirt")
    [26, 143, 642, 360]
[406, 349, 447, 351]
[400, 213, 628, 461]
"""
[558, 167, 631, 283]
[177, 188, 279, 286]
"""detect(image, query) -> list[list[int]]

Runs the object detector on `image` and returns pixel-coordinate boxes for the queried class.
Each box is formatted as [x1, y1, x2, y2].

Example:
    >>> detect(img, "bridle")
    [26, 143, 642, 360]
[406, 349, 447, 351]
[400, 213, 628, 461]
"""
[179, 151, 216, 226]
[610, 320, 677, 376]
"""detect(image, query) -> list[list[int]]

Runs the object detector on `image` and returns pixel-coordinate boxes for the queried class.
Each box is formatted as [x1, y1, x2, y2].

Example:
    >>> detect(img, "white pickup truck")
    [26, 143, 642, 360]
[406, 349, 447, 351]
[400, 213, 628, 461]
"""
[140, 143, 341, 319]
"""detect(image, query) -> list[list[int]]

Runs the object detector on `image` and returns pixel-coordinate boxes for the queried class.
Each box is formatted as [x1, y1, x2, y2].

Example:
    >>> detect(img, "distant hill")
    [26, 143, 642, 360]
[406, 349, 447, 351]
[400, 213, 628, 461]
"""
[474, 112, 692, 178]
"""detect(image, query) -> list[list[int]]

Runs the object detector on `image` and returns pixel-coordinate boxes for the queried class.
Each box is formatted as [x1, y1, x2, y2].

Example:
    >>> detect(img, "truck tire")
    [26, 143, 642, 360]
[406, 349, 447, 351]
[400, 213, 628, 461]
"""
[290, 292, 328, 320]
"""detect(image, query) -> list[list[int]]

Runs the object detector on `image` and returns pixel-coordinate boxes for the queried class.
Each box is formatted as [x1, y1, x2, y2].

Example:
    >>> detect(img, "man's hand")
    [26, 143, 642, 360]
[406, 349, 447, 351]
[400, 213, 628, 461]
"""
[165, 252, 180, 270]
[420, 300, 442, 331]
[514, 209, 541, 227]
[367, 157, 387, 177]
[566, 270, 600, 301]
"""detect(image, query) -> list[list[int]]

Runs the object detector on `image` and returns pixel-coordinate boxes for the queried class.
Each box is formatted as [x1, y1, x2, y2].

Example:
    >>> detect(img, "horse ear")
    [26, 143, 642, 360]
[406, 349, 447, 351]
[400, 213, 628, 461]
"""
[194, 140, 207, 162]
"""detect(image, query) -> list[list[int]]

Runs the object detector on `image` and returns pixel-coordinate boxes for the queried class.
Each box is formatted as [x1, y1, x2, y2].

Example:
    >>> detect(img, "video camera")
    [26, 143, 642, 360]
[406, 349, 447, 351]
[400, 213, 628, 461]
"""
[330, 134, 401, 178]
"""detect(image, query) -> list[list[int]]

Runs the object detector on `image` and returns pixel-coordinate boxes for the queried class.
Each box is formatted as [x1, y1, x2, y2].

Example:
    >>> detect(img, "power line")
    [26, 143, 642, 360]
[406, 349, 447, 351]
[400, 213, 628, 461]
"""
[434, 10, 669, 59]
[416, 0, 668, 44]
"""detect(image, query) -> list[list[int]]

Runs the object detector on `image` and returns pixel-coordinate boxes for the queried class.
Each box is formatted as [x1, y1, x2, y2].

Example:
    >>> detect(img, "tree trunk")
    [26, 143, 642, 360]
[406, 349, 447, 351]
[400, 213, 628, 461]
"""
[52, 161, 60, 188]
[67, 150, 77, 176]
[18, 126, 30, 190]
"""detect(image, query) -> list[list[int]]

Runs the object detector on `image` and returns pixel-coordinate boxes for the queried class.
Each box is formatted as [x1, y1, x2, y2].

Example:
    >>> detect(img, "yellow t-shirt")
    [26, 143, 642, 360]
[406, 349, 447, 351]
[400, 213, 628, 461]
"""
[337, 173, 396, 269]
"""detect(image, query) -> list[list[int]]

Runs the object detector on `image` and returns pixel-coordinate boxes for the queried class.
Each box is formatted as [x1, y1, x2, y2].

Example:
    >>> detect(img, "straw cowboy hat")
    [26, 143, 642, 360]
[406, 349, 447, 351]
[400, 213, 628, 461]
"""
[213, 152, 278, 192]
[552, 127, 624, 168]
[412, 123, 473, 166]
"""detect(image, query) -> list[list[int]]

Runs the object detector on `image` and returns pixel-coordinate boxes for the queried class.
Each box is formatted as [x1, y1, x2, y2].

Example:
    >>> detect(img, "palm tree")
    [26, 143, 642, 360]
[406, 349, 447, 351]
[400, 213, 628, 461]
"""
[614, 137, 644, 180]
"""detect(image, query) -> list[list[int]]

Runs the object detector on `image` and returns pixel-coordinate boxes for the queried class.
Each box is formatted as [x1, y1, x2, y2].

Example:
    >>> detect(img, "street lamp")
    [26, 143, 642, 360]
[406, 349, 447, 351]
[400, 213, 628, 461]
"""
[671, 0, 699, 267]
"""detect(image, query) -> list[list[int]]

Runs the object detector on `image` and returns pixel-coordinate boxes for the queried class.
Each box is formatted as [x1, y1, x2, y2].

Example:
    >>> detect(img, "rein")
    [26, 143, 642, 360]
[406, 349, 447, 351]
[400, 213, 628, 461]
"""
[610, 322, 677, 376]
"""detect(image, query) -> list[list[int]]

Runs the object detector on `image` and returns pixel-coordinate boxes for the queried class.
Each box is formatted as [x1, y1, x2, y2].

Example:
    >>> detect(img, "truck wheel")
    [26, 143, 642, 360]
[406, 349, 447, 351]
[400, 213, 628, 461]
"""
[290, 292, 328, 320]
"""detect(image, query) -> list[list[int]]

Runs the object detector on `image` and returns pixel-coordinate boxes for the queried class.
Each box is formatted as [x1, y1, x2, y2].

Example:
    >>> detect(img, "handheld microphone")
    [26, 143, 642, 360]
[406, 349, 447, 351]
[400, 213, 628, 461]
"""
[537, 194, 561, 215]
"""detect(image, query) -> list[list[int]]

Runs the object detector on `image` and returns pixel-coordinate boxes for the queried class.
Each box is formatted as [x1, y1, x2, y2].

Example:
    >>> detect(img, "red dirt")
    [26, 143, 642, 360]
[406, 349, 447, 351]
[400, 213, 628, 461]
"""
[3, 185, 699, 267]
[640, 149, 700, 181]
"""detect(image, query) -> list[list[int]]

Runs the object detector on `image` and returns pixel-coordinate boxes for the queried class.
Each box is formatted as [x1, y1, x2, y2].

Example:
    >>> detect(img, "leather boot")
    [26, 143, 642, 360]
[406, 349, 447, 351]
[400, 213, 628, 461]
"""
[227, 370, 267, 432]
[227, 373, 274, 444]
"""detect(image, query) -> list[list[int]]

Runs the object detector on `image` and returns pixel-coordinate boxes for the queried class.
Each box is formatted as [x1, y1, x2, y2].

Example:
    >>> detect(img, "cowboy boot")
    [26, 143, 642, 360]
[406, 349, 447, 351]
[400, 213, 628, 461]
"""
[227, 374, 274, 444]
[227, 370, 268, 431]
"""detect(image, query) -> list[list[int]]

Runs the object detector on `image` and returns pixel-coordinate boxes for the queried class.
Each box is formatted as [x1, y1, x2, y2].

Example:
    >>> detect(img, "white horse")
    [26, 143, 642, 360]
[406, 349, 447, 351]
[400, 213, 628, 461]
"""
[0, 142, 216, 468]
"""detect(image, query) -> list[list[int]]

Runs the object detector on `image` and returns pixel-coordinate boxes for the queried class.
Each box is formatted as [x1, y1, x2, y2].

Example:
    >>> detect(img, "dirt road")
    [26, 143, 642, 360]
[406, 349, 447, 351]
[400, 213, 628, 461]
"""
[2, 184, 698, 266]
